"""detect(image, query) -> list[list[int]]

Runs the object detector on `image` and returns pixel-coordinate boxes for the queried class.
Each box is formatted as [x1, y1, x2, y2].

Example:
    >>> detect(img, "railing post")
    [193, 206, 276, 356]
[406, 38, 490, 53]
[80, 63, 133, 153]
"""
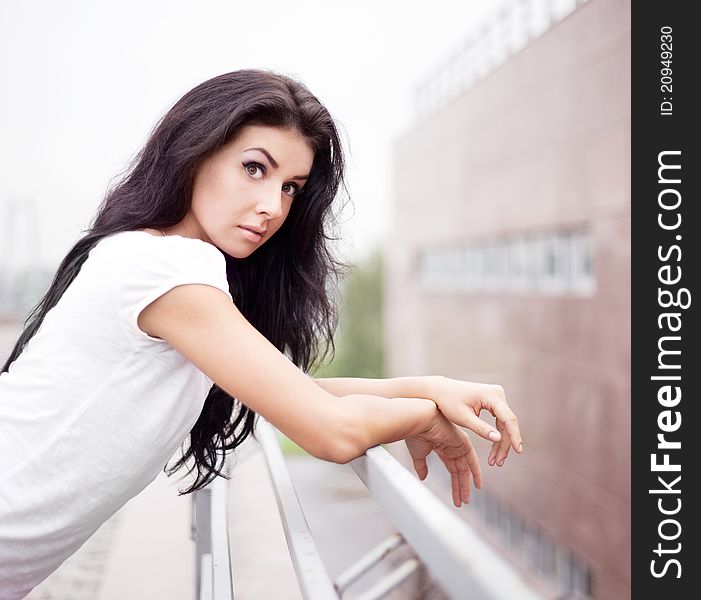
[192, 488, 212, 600]
[210, 477, 234, 599]
[192, 479, 234, 600]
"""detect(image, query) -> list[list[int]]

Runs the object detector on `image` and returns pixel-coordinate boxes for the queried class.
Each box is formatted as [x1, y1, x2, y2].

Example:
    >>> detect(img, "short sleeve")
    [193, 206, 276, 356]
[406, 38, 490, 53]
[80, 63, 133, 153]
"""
[98, 232, 233, 343]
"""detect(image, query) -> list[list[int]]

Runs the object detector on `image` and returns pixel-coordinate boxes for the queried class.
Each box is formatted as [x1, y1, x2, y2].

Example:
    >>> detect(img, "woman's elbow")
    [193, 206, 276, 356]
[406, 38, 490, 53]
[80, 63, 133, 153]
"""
[314, 442, 364, 464]
[310, 415, 367, 464]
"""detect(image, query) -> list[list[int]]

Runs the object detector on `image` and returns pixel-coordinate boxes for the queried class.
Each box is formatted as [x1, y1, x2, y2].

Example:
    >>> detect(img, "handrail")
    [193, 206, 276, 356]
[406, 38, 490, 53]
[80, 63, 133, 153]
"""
[192, 477, 234, 600]
[256, 418, 545, 600]
[350, 446, 544, 600]
[257, 417, 339, 599]
[192, 418, 545, 598]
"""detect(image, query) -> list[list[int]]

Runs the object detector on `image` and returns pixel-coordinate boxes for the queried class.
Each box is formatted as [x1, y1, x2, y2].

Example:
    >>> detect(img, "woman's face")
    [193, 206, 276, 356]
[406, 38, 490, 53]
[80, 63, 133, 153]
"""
[179, 124, 315, 258]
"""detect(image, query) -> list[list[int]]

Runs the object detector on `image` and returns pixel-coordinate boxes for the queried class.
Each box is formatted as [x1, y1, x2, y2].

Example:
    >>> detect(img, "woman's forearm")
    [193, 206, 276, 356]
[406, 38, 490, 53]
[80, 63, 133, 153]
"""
[320, 376, 519, 454]
[314, 376, 443, 400]
[336, 393, 439, 460]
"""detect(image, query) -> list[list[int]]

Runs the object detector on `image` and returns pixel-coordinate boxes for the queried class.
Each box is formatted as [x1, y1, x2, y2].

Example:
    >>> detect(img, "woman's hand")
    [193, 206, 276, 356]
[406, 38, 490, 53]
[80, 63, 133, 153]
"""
[426, 377, 523, 467]
[405, 411, 482, 507]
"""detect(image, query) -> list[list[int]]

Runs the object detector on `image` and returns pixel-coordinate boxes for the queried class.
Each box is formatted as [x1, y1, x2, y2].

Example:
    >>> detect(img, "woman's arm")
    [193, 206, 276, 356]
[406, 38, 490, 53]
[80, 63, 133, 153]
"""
[313, 376, 440, 399]
[137, 284, 439, 463]
[314, 375, 523, 465]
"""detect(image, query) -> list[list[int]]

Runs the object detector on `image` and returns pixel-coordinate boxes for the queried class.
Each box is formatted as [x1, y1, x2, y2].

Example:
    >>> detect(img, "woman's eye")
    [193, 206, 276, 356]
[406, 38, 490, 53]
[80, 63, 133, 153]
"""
[283, 183, 300, 197]
[243, 162, 264, 178]
[244, 161, 300, 197]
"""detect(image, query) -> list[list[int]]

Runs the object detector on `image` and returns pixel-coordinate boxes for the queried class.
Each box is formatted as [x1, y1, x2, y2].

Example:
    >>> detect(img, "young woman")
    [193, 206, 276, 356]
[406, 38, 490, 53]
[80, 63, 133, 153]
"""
[0, 69, 522, 598]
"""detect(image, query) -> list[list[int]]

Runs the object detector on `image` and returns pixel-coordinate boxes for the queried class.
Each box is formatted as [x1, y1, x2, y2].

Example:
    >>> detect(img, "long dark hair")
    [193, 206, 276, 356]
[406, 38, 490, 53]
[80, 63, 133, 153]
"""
[2, 69, 349, 493]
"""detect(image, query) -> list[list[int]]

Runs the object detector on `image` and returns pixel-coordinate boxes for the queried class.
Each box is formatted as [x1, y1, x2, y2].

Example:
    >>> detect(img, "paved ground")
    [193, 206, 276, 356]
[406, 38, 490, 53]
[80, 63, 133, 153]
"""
[23, 464, 195, 600]
[227, 444, 302, 600]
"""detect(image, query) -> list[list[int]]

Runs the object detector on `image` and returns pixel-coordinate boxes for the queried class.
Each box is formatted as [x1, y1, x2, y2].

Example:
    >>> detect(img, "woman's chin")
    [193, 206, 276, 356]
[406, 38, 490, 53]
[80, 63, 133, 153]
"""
[217, 242, 259, 260]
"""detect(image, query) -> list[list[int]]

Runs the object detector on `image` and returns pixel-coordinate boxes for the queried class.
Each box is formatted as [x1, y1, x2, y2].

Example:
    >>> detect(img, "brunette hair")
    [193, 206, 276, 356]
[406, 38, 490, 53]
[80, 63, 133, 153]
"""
[2, 69, 349, 493]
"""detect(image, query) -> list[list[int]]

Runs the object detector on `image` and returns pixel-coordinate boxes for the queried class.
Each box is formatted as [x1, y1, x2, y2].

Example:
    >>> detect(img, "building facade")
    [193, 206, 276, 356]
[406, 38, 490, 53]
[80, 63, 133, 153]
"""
[384, 1, 630, 598]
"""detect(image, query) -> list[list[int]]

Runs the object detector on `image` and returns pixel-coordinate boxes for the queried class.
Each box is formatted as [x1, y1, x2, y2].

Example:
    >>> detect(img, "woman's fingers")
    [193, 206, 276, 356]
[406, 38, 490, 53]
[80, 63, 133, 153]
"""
[412, 456, 429, 480]
[439, 438, 481, 506]
[494, 428, 512, 466]
[457, 455, 471, 504]
[488, 440, 499, 466]
[441, 456, 462, 507]
[451, 463, 462, 508]
[411, 423, 484, 507]
[485, 393, 523, 453]
[464, 439, 482, 489]
[461, 411, 502, 444]
[453, 385, 522, 455]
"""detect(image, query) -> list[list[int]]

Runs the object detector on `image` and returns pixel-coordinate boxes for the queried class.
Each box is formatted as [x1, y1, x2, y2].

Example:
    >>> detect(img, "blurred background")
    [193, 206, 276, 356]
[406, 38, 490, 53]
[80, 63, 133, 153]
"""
[0, 0, 630, 599]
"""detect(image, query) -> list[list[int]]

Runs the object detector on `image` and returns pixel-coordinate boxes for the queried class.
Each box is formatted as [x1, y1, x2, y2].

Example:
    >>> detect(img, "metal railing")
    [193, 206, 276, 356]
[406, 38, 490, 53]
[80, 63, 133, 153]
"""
[413, 0, 590, 121]
[191, 417, 546, 599]
[257, 418, 545, 600]
[192, 477, 234, 600]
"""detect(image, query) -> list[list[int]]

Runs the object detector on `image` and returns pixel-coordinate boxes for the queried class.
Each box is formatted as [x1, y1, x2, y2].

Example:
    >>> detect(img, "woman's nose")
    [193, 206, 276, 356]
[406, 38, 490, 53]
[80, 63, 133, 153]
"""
[256, 185, 284, 219]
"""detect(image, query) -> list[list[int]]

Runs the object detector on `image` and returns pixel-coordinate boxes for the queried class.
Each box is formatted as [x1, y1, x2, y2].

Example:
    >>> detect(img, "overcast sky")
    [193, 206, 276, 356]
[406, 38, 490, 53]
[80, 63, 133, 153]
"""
[0, 0, 500, 269]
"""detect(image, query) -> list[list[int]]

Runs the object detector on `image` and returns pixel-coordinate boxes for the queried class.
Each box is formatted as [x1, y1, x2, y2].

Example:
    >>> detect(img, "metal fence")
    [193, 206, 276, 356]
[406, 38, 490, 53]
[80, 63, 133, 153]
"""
[192, 477, 234, 600]
[192, 417, 545, 600]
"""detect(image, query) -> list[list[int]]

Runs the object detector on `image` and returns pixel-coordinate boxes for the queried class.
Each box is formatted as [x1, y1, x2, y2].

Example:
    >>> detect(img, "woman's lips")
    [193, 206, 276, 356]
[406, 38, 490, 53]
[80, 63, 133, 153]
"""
[238, 226, 264, 243]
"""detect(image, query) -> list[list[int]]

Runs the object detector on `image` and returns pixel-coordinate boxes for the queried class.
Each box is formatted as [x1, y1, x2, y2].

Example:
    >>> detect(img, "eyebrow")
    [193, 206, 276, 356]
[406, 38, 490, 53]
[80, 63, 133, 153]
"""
[244, 147, 309, 181]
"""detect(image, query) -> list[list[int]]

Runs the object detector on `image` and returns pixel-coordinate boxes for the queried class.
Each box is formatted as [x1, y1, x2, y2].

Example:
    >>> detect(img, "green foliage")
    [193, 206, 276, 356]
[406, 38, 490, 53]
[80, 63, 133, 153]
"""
[312, 250, 384, 379]
[277, 433, 308, 456]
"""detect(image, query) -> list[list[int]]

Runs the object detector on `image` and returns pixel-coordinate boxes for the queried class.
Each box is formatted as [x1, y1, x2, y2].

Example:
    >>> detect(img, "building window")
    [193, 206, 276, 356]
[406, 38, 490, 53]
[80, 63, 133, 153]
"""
[417, 227, 595, 297]
[570, 230, 596, 295]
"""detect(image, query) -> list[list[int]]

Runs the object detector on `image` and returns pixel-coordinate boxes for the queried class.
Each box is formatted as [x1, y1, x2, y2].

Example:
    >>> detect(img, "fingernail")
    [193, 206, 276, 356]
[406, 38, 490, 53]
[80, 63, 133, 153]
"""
[518, 443, 523, 453]
[488, 431, 500, 442]
[498, 459, 504, 467]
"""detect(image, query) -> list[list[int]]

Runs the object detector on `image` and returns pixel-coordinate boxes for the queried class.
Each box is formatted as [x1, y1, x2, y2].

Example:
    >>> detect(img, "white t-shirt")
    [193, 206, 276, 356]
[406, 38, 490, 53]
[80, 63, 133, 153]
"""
[0, 230, 232, 599]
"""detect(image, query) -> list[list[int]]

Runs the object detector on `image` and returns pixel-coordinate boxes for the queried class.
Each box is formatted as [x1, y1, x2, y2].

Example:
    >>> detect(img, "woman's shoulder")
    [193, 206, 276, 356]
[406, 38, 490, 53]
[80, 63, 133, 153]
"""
[85, 228, 230, 297]
[140, 228, 167, 238]
[88, 230, 227, 277]
[96, 229, 222, 254]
